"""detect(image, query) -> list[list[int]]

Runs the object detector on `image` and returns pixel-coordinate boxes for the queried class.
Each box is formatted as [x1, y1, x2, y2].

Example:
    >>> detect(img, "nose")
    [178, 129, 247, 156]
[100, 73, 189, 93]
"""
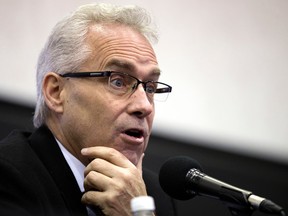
[127, 84, 154, 118]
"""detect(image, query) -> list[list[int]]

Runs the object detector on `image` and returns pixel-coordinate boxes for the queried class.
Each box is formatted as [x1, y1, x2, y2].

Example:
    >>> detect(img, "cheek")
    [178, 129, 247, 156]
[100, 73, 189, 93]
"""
[148, 109, 155, 127]
[63, 84, 109, 129]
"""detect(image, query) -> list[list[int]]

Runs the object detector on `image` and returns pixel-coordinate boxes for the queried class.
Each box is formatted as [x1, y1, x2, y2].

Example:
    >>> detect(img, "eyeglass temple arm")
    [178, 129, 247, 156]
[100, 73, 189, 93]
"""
[155, 87, 172, 93]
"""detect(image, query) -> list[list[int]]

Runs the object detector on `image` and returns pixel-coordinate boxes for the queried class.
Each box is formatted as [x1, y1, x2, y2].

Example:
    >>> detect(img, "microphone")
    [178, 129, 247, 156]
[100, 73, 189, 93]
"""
[159, 156, 285, 215]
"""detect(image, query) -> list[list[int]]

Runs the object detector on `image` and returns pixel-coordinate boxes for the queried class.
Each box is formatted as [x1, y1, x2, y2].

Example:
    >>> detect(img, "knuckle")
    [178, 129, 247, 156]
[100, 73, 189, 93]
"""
[106, 147, 118, 158]
[85, 171, 97, 184]
[82, 192, 92, 204]
[121, 169, 133, 179]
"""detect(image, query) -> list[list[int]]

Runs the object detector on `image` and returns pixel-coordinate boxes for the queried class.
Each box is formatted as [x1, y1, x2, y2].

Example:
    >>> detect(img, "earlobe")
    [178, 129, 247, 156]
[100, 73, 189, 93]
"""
[42, 72, 65, 113]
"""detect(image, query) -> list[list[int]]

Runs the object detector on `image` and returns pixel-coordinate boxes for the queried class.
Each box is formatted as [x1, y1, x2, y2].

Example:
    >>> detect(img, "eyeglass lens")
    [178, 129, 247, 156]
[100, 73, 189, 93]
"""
[108, 73, 170, 101]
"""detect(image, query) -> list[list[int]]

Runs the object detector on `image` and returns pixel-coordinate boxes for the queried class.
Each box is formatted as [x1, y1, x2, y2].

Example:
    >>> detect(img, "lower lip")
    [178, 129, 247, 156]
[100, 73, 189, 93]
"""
[120, 133, 144, 145]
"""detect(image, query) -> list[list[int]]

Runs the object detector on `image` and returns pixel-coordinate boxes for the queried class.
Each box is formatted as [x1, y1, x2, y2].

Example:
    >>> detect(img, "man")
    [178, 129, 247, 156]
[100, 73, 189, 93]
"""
[0, 3, 175, 216]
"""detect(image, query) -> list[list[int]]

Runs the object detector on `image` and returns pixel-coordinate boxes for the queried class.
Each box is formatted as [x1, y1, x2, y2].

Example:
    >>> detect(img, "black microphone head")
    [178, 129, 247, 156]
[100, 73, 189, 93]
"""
[159, 156, 202, 200]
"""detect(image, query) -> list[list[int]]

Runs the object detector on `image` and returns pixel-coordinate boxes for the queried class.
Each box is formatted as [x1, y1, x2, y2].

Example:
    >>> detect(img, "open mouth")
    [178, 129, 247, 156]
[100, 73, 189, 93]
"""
[124, 129, 144, 138]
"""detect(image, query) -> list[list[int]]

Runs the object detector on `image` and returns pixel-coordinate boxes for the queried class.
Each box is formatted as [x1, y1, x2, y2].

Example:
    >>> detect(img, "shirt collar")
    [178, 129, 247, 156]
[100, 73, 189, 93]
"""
[55, 138, 85, 192]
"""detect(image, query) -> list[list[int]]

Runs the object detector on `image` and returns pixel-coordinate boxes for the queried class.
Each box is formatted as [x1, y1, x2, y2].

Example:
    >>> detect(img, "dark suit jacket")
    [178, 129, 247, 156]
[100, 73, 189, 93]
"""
[0, 126, 176, 216]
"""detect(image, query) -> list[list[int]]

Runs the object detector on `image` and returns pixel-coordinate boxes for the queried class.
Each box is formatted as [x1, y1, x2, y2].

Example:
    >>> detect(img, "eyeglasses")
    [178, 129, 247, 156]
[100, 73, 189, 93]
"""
[60, 71, 172, 101]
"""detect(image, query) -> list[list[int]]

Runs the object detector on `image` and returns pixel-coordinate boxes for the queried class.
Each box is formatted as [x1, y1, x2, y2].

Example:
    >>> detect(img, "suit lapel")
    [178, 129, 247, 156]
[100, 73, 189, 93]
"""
[29, 125, 87, 216]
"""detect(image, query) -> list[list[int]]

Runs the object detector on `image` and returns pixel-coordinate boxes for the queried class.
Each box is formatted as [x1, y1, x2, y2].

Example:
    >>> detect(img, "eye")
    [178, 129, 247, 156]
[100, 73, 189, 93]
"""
[145, 82, 157, 94]
[109, 74, 127, 89]
[110, 78, 124, 88]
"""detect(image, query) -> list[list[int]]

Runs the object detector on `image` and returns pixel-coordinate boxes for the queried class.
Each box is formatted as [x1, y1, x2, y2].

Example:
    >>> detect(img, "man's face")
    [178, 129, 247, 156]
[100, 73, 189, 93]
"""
[60, 23, 159, 165]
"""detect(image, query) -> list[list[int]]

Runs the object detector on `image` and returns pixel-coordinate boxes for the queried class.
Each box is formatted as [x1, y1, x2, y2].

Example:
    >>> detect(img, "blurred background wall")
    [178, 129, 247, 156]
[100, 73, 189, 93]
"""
[1, 0, 287, 215]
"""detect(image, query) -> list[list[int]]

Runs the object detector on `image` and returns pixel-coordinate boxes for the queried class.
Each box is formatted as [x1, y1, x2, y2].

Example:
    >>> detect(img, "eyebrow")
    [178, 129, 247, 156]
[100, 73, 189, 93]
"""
[105, 59, 161, 76]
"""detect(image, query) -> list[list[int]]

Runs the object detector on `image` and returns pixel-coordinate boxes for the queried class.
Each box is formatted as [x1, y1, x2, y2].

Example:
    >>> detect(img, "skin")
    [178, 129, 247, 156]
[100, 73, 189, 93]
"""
[42, 23, 160, 215]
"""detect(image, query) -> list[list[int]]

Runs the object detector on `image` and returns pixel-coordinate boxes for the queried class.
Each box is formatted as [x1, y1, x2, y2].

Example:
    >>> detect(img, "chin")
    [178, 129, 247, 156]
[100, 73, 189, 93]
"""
[116, 146, 143, 166]
[126, 156, 138, 166]
[123, 152, 140, 166]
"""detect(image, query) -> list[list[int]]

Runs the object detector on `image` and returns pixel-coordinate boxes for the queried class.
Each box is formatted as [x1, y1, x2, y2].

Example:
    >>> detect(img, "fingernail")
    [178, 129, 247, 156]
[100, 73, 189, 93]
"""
[81, 148, 88, 155]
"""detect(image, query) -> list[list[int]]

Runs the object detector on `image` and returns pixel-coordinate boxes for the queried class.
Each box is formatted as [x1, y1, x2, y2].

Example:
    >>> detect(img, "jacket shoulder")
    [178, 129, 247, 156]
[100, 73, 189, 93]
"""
[0, 130, 34, 162]
[0, 129, 71, 216]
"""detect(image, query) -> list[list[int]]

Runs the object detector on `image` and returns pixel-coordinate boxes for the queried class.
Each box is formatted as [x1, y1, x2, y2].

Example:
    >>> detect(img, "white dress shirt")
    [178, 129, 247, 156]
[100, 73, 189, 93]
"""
[56, 139, 96, 216]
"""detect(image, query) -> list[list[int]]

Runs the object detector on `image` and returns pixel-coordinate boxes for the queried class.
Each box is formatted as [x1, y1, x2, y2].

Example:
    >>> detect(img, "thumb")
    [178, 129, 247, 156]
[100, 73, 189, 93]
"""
[136, 153, 145, 174]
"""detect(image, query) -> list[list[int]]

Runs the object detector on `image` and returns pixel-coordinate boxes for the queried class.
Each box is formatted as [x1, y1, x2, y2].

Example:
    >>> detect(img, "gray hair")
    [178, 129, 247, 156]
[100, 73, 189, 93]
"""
[33, 3, 158, 128]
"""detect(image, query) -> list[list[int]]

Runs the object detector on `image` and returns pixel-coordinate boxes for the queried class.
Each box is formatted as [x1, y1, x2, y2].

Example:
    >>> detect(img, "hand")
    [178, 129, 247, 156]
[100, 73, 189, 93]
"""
[81, 146, 147, 216]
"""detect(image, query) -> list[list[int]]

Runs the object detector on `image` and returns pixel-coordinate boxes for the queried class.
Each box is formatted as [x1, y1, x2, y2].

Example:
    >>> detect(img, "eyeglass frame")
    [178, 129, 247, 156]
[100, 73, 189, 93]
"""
[59, 71, 172, 100]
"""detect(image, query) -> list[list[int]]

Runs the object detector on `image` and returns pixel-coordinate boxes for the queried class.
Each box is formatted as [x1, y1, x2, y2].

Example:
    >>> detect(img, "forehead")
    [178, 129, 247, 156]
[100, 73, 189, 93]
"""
[84, 23, 159, 75]
[105, 58, 161, 76]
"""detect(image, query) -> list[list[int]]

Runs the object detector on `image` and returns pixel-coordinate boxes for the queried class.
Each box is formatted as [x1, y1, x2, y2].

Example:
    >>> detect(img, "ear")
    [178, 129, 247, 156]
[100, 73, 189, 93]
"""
[42, 72, 65, 114]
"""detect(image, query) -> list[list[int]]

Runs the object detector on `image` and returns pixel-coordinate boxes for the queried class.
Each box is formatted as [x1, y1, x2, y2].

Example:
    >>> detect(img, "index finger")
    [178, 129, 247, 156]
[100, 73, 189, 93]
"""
[81, 146, 132, 168]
